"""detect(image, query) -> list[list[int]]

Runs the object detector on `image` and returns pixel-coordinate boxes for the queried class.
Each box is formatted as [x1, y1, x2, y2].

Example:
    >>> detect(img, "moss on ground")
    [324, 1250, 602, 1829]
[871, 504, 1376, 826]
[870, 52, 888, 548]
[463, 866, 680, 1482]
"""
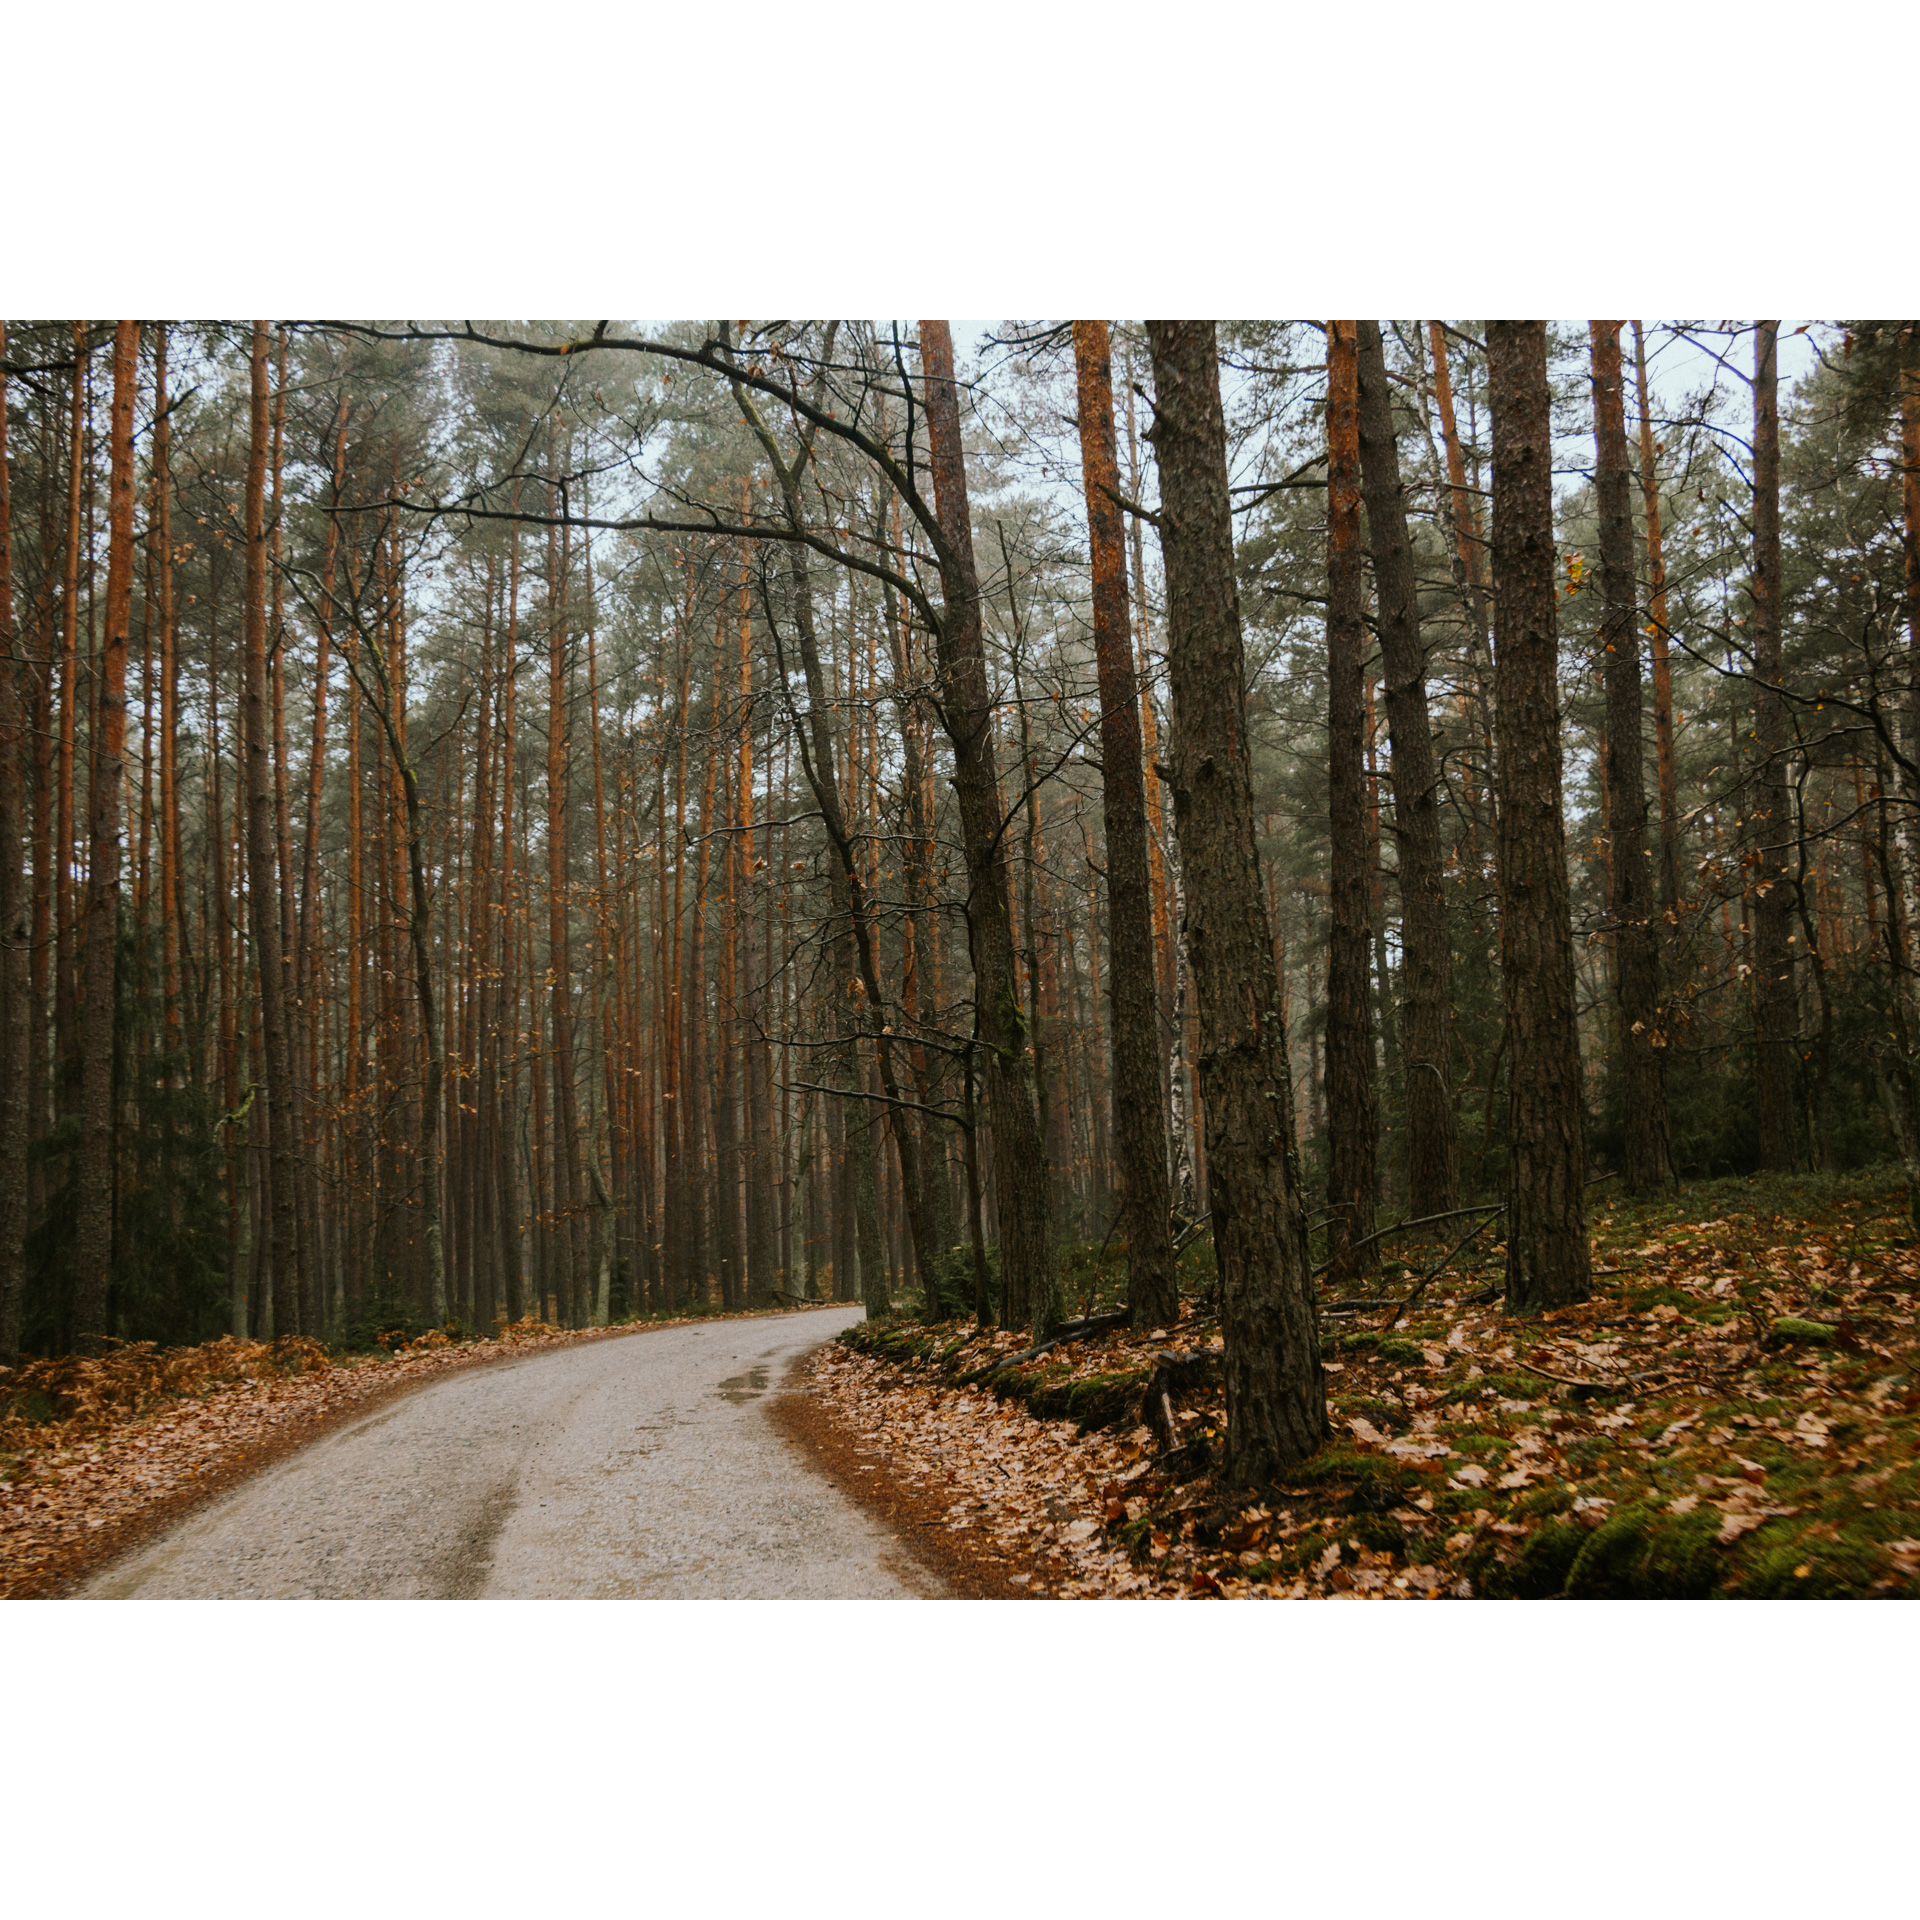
[834, 1170, 1920, 1598]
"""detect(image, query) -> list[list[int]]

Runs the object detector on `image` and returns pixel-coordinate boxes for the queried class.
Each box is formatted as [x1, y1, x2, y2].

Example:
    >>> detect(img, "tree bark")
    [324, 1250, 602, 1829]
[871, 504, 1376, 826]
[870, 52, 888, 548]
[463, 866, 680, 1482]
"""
[1590, 321, 1672, 1195]
[1072, 321, 1177, 1328]
[72, 326, 141, 1341]
[1630, 322, 1683, 919]
[1486, 321, 1591, 1310]
[1144, 320, 1327, 1483]
[241, 323, 304, 1338]
[1355, 320, 1458, 1219]
[1323, 322, 1379, 1287]
[54, 329, 86, 1130]
[1750, 320, 1799, 1173]
[733, 523, 780, 1304]
[919, 321, 1056, 1336]
[0, 325, 28, 1360]
[546, 452, 583, 1320]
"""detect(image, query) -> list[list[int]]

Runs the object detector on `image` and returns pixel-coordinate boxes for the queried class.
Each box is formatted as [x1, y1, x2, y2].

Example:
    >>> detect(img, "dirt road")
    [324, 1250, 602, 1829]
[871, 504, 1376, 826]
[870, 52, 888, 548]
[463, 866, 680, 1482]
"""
[79, 1308, 940, 1599]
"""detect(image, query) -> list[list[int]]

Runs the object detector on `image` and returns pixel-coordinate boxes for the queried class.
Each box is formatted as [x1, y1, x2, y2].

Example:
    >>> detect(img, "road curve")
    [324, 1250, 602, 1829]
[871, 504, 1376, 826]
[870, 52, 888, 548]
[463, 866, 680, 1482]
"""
[79, 1307, 939, 1599]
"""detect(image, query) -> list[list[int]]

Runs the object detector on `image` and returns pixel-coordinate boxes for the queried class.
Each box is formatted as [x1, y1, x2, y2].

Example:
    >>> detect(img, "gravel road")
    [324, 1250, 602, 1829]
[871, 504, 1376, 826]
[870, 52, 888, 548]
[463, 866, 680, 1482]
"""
[80, 1308, 940, 1599]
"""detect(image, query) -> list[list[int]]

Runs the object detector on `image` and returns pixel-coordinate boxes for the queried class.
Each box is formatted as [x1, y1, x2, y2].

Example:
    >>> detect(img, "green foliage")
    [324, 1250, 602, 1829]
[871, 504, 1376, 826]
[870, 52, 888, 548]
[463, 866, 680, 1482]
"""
[337, 1283, 429, 1355]
[925, 1243, 996, 1319]
[1058, 1236, 1127, 1317]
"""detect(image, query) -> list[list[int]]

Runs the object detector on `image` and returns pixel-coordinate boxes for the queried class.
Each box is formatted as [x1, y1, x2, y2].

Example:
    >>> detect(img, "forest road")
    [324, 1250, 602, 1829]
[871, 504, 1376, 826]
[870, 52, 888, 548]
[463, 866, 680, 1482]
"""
[79, 1307, 944, 1599]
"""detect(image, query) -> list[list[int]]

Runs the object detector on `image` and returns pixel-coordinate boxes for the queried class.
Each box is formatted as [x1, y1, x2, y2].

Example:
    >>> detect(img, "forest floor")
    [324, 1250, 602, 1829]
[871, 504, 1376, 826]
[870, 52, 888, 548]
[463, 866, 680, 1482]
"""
[0, 1301, 847, 1598]
[820, 1170, 1920, 1599]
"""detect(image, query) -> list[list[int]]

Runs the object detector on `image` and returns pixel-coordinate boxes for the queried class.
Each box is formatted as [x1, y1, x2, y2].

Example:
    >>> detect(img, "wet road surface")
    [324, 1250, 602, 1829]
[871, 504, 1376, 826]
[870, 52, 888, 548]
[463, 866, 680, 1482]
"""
[81, 1308, 938, 1599]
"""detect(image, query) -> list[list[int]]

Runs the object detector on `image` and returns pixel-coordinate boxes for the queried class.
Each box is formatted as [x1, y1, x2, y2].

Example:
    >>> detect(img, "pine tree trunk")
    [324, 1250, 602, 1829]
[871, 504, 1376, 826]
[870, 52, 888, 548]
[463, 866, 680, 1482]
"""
[1750, 320, 1799, 1173]
[1144, 320, 1327, 1483]
[1486, 321, 1591, 1310]
[0, 325, 28, 1361]
[73, 326, 140, 1340]
[1071, 321, 1177, 1327]
[546, 469, 582, 1321]
[54, 329, 87, 1131]
[685, 676, 718, 1303]
[302, 396, 346, 1327]
[155, 328, 183, 1036]
[1631, 322, 1684, 919]
[1323, 322, 1379, 1286]
[714, 721, 743, 1310]
[499, 498, 527, 1322]
[1355, 321, 1458, 1220]
[1590, 322, 1672, 1195]
[242, 323, 303, 1338]
[733, 533, 779, 1304]
[27, 402, 56, 1237]
[919, 320, 1055, 1335]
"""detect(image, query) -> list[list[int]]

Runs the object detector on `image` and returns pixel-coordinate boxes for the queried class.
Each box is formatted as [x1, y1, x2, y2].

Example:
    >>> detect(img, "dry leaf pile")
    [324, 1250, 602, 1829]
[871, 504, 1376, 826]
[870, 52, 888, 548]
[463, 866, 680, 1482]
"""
[826, 1172, 1920, 1600]
[1, 1303, 841, 1598]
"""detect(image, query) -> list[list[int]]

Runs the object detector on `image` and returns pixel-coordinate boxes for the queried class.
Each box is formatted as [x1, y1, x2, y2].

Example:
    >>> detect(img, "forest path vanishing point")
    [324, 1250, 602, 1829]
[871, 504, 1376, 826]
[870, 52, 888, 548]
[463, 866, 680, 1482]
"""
[79, 1307, 942, 1599]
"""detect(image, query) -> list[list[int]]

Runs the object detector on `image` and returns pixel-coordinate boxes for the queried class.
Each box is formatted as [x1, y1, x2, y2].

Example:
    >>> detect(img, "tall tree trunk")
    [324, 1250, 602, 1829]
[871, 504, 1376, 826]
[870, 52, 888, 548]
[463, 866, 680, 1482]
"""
[1750, 320, 1799, 1173]
[713, 708, 743, 1310]
[465, 559, 497, 1328]
[1355, 320, 1458, 1219]
[1071, 321, 1176, 1327]
[155, 328, 183, 1036]
[348, 530, 449, 1324]
[343, 569, 367, 1324]
[1144, 320, 1327, 1484]
[685, 665, 718, 1303]
[54, 329, 87, 1129]
[0, 325, 28, 1360]
[1591, 321, 1672, 1195]
[1631, 321, 1683, 918]
[733, 524, 779, 1304]
[1486, 321, 1591, 1310]
[919, 320, 1055, 1335]
[73, 325, 140, 1341]
[499, 495, 527, 1322]
[265, 336, 317, 1329]
[1426, 322, 1498, 861]
[27, 395, 56, 1235]
[301, 396, 347, 1326]
[1323, 321, 1379, 1286]
[1122, 332, 1178, 1032]
[545, 462, 582, 1321]
[242, 323, 303, 1337]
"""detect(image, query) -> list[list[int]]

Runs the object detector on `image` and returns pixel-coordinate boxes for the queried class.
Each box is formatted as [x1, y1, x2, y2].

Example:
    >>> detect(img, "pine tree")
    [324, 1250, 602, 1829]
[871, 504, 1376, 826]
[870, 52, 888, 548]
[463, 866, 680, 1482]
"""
[1145, 320, 1326, 1481]
[1487, 321, 1591, 1310]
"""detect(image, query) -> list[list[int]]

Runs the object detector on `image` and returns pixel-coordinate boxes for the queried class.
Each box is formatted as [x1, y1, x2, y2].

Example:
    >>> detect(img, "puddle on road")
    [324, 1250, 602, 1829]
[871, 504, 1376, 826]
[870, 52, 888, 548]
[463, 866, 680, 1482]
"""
[717, 1366, 770, 1404]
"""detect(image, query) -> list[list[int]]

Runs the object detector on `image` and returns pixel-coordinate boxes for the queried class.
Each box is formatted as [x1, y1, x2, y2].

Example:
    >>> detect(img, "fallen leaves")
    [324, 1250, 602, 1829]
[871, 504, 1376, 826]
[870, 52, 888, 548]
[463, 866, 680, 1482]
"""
[813, 1173, 1920, 1600]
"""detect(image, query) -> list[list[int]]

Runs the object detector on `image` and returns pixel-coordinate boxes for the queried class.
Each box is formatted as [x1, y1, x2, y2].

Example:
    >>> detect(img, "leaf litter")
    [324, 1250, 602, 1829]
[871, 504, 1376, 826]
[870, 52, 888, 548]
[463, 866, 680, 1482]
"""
[819, 1172, 1920, 1599]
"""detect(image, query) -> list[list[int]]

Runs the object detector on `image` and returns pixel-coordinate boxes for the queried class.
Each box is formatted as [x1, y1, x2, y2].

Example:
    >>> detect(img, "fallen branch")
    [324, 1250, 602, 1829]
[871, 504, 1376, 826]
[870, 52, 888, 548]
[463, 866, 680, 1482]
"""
[1511, 1355, 1622, 1392]
[1051, 1309, 1133, 1342]
[951, 1310, 1132, 1384]
[1314, 1201, 1506, 1276]
[1379, 1213, 1508, 1335]
[955, 1336, 1062, 1386]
